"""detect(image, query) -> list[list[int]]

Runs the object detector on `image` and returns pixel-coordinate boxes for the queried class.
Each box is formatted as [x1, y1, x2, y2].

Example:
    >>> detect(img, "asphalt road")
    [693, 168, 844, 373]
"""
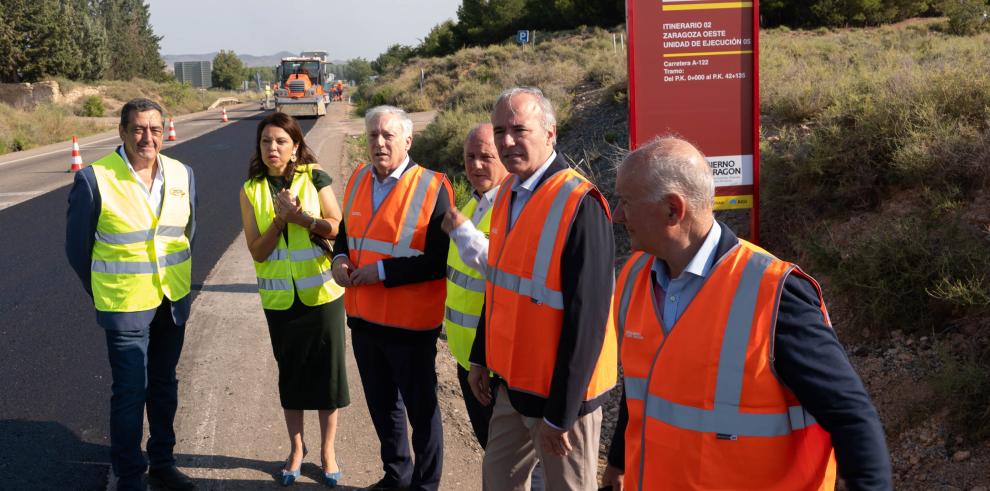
[0, 108, 317, 490]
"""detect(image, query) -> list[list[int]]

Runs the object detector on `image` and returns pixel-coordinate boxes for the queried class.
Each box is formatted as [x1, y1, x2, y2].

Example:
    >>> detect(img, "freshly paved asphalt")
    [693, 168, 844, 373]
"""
[0, 109, 317, 490]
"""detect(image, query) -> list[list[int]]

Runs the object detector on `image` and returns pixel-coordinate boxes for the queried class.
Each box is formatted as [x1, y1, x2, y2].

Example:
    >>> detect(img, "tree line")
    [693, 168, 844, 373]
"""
[365, 0, 987, 76]
[373, 0, 625, 71]
[0, 0, 165, 83]
[761, 0, 987, 29]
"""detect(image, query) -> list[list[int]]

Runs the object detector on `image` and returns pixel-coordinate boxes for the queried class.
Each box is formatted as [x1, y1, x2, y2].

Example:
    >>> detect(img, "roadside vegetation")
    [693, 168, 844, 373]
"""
[0, 79, 257, 156]
[759, 22, 990, 441]
[356, 16, 990, 484]
[356, 26, 627, 175]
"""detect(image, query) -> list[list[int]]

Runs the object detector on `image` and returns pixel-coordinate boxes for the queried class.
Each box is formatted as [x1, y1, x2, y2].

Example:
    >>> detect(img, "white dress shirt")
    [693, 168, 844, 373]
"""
[119, 146, 164, 216]
[372, 156, 411, 212]
[448, 184, 501, 274]
[509, 151, 556, 229]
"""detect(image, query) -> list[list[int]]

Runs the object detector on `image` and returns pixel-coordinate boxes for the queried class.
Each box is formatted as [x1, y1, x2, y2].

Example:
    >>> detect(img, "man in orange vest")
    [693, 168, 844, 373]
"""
[601, 137, 892, 490]
[331, 105, 453, 491]
[465, 87, 617, 491]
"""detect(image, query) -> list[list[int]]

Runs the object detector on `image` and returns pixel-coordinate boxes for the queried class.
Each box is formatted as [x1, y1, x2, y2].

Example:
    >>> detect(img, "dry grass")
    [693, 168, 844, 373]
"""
[355, 26, 628, 173]
[0, 78, 259, 155]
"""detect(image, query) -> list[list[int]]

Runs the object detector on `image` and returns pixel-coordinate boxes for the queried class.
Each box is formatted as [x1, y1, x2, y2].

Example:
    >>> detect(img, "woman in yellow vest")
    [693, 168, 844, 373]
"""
[238, 112, 348, 487]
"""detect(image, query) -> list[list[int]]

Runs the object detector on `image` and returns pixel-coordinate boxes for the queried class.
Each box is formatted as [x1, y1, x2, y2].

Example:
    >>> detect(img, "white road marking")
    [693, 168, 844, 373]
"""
[0, 134, 121, 168]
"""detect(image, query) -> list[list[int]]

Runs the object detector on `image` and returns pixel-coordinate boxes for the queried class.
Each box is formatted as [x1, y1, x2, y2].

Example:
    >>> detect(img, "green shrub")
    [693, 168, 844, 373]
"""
[450, 176, 473, 209]
[79, 95, 105, 117]
[934, 342, 990, 440]
[410, 107, 489, 174]
[802, 213, 989, 334]
[940, 0, 990, 35]
[761, 27, 990, 218]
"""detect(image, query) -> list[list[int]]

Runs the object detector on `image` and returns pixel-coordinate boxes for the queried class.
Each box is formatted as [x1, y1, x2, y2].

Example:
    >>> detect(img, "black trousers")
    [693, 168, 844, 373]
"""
[352, 327, 444, 491]
[456, 364, 494, 447]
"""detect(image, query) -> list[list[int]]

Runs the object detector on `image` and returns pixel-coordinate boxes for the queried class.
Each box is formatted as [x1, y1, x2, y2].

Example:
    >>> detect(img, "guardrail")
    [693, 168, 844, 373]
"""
[208, 97, 241, 110]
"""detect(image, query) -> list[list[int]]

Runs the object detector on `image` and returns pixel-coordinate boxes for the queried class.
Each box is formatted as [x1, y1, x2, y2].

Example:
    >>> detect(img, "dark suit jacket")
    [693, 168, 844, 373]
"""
[65, 148, 197, 330]
[607, 222, 892, 490]
[333, 161, 453, 341]
[469, 154, 616, 430]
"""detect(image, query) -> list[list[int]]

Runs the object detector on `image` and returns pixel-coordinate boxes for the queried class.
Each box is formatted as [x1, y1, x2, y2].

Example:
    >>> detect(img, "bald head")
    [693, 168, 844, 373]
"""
[463, 123, 507, 194]
[466, 123, 494, 146]
[622, 136, 714, 213]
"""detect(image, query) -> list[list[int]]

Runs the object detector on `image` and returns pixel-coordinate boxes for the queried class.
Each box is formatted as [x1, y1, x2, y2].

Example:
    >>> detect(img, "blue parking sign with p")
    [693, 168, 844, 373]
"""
[517, 30, 530, 44]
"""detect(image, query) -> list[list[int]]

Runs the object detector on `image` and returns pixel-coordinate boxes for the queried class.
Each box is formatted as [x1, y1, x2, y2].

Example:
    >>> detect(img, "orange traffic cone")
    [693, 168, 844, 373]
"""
[167, 118, 177, 141]
[221, 107, 229, 123]
[68, 136, 83, 172]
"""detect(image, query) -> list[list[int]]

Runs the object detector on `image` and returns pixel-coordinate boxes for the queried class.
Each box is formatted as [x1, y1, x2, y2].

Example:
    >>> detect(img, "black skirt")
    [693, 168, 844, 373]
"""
[264, 295, 349, 410]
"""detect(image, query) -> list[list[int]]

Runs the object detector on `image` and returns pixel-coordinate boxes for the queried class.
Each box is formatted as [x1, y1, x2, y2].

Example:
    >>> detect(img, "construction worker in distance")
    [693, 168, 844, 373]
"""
[464, 87, 618, 491]
[263, 84, 272, 109]
[601, 137, 892, 490]
[331, 105, 453, 491]
[65, 98, 197, 491]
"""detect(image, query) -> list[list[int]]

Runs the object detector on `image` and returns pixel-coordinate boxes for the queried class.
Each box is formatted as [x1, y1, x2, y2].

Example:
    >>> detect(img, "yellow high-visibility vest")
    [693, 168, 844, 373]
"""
[90, 152, 191, 312]
[244, 164, 343, 310]
[444, 196, 492, 370]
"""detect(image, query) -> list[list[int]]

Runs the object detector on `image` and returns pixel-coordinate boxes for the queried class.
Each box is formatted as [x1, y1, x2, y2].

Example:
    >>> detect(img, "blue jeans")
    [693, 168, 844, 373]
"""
[104, 303, 186, 482]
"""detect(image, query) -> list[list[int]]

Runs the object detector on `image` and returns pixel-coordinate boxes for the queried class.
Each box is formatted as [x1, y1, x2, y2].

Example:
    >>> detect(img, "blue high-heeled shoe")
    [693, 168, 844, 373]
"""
[322, 469, 342, 488]
[321, 459, 342, 488]
[277, 446, 307, 486]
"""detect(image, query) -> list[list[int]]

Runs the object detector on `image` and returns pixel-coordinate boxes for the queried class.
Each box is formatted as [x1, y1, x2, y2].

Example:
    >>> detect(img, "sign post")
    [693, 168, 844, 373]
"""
[627, 0, 760, 242]
[517, 30, 530, 45]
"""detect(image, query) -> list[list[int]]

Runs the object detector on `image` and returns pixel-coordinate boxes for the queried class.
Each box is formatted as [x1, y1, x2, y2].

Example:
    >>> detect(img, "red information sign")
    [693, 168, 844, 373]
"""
[627, 0, 760, 235]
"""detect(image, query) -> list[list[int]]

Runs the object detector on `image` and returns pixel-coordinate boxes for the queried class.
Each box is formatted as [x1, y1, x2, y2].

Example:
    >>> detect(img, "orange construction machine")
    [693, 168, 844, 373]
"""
[274, 51, 332, 117]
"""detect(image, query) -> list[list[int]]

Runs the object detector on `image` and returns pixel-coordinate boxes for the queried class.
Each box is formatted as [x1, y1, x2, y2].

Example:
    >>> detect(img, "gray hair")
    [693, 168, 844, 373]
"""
[365, 105, 413, 136]
[465, 122, 493, 144]
[627, 136, 715, 211]
[492, 86, 557, 145]
[120, 98, 165, 128]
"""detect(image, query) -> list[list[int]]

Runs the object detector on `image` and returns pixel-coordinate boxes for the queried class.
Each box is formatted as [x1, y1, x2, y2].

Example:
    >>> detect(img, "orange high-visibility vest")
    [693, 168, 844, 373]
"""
[341, 162, 452, 330]
[484, 168, 617, 401]
[615, 244, 837, 490]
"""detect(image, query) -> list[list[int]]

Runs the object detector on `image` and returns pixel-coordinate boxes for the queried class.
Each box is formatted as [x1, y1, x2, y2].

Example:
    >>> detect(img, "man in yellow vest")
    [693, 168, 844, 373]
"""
[465, 87, 617, 491]
[602, 137, 891, 490]
[66, 99, 197, 491]
[441, 123, 508, 445]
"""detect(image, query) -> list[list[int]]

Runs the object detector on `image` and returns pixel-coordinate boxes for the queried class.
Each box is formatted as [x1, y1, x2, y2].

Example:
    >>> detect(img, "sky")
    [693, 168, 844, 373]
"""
[147, 0, 463, 60]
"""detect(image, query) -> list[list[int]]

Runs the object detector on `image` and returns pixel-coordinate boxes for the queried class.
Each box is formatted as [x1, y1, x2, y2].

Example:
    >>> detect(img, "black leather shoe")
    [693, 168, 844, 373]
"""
[149, 466, 197, 490]
[366, 477, 408, 490]
[116, 474, 146, 491]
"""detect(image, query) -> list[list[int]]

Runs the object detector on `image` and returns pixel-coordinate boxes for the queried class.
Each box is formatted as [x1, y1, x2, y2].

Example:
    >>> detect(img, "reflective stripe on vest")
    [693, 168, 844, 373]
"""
[447, 265, 486, 293]
[616, 253, 651, 340]
[485, 177, 579, 309]
[245, 165, 343, 310]
[444, 195, 493, 369]
[90, 152, 191, 312]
